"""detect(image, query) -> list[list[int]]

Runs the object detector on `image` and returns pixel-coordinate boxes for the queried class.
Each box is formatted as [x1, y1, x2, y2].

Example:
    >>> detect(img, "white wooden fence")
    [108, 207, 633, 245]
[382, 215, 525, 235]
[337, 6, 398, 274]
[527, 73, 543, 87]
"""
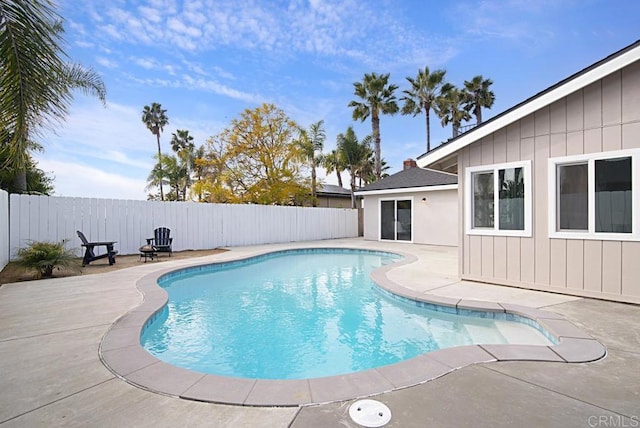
[0, 190, 9, 271]
[5, 194, 358, 260]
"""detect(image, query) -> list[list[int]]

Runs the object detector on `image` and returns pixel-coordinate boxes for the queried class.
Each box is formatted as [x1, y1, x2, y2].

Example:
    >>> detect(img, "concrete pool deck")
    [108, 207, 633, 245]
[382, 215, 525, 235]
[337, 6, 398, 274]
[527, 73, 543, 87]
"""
[1, 238, 639, 427]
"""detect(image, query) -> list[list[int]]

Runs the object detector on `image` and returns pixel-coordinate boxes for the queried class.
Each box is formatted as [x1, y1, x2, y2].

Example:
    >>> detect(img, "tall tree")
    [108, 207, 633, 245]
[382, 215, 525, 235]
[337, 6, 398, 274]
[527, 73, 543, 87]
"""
[401, 67, 447, 152]
[198, 103, 308, 205]
[348, 72, 398, 180]
[322, 149, 346, 188]
[436, 84, 471, 138]
[0, 0, 106, 192]
[359, 151, 390, 187]
[191, 144, 206, 201]
[463, 75, 495, 125]
[142, 102, 168, 201]
[170, 129, 194, 156]
[170, 129, 195, 200]
[295, 120, 325, 206]
[146, 154, 186, 201]
[337, 126, 371, 209]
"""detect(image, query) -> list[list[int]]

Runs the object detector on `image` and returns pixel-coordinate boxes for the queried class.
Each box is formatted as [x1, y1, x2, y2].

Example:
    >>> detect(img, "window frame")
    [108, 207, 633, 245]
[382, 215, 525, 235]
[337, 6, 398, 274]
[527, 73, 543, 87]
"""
[465, 160, 532, 237]
[548, 149, 640, 241]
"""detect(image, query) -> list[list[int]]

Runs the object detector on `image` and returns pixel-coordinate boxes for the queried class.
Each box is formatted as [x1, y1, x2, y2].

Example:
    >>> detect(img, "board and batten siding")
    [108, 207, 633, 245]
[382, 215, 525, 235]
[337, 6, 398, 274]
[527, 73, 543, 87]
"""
[459, 60, 640, 304]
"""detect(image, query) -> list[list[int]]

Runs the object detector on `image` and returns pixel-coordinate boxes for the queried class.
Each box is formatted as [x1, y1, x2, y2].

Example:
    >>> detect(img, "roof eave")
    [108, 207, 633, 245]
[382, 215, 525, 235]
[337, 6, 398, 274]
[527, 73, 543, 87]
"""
[355, 184, 458, 196]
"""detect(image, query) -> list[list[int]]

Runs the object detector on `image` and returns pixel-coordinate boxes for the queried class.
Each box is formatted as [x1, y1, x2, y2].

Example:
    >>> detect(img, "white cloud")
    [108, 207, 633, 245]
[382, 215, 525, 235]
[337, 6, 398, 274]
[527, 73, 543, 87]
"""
[181, 75, 262, 104]
[100, 24, 124, 41]
[75, 40, 94, 48]
[35, 158, 148, 200]
[41, 101, 155, 159]
[137, 6, 163, 24]
[132, 57, 158, 69]
[81, 0, 456, 71]
[213, 66, 235, 80]
[96, 56, 119, 69]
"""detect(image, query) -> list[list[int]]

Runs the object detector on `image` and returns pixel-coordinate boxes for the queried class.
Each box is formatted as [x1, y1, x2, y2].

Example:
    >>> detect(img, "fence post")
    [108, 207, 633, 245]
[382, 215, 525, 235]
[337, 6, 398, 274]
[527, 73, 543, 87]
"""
[0, 190, 9, 271]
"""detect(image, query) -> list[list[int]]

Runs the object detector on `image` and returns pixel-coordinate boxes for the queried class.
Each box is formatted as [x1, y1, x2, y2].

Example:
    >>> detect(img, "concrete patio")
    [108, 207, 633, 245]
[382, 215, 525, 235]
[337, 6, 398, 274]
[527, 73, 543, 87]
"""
[1, 238, 638, 427]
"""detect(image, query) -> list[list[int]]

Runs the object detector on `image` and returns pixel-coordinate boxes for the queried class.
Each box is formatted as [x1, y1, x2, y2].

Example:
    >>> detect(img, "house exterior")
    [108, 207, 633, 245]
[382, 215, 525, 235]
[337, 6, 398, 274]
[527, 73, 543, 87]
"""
[315, 184, 352, 208]
[355, 160, 458, 246]
[418, 40, 640, 304]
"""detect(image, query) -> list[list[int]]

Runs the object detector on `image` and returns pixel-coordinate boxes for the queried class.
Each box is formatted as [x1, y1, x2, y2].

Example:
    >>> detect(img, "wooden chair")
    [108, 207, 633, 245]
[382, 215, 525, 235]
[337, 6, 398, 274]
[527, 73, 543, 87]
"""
[146, 227, 173, 257]
[77, 231, 118, 266]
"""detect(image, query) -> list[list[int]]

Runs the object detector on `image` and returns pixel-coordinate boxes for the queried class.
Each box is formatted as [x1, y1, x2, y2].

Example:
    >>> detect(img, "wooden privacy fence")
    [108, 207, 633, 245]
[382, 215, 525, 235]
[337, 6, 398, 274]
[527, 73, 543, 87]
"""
[6, 194, 359, 260]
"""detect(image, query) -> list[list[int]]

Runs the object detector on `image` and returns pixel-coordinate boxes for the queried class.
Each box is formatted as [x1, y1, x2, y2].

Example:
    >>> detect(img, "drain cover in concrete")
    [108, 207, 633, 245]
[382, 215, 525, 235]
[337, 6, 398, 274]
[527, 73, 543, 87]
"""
[349, 399, 392, 427]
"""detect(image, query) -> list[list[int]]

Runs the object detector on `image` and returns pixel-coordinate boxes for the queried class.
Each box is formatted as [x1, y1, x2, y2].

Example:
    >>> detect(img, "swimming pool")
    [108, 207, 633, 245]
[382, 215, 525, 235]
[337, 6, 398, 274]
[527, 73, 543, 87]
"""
[140, 249, 553, 380]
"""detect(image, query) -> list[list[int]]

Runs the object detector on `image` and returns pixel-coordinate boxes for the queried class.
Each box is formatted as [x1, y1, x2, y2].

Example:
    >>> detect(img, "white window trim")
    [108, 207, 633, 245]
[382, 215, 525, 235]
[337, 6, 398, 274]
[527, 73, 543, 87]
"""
[465, 160, 532, 237]
[548, 149, 640, 241]
[378, 197, 414, 243]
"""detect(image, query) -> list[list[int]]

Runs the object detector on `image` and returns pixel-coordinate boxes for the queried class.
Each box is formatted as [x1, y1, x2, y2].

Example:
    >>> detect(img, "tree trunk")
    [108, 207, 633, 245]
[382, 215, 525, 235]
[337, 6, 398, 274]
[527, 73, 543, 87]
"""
[372, 112, 381, 180]
[350, 168, 357, 209]
[311, 164, 317, 207]
[156, 133, 165, 201]
[12, 169, 27, 193]
[475, 105, 482, 125]
[336, 171, 343, 188]
[425, 102, 431, 152]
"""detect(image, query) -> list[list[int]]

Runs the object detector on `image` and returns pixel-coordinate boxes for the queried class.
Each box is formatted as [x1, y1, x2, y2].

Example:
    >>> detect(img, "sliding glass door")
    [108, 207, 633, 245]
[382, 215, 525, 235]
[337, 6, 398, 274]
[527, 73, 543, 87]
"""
[380, 199, 412, 241]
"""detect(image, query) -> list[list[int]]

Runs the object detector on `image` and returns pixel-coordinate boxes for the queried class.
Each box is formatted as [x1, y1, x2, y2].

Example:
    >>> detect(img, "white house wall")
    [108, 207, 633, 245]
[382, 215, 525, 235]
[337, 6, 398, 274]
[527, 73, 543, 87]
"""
[362, 189, 458, 246]
[459, 59, 640, 304]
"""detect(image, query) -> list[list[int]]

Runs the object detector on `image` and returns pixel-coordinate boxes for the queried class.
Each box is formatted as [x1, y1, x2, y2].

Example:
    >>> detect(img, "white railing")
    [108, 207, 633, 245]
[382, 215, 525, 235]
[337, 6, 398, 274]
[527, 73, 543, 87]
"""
[0, 190, 9, 271]
[7, 194, 358, 259]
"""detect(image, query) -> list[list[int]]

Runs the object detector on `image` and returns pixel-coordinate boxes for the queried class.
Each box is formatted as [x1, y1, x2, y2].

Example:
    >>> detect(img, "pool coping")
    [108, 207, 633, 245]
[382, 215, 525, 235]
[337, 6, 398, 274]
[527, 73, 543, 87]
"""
[99, 246, 607, 407]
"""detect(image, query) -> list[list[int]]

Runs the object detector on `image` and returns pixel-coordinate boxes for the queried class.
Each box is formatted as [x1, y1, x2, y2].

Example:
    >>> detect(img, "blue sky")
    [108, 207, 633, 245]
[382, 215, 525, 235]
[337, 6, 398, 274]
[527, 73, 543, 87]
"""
[35, 0, 640, 200]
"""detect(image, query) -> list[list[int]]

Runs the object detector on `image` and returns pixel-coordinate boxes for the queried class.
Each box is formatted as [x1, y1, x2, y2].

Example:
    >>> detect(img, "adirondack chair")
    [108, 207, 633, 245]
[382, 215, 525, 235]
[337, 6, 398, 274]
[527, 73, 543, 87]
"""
[77, 231, 118, 266]
[146, 227, 173, 256]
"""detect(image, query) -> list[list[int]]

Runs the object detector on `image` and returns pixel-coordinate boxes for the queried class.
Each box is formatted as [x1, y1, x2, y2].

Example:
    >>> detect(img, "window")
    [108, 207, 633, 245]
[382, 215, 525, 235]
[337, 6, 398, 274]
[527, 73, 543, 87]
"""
[473, 172, 494, 228]
[466, 161, 531, 236]
[549, 150, 639, 240]
[557, 163, 588, 230]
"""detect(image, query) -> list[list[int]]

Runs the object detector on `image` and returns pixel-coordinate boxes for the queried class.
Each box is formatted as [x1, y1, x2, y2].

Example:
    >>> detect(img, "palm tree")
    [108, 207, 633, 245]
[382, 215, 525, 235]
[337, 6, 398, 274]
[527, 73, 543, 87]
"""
[142, 102, 168, 201]
[463, 75, 495, 125]
[0, 0, 106, 193]
[295, 120, 326, 206]
[322, 149, 346, 188]
[348, 72, 398, 180]
[146, 154, 186, 201]
[401, 67, 447, 152]
[359, 150, 390, 187]
[337, 126, 371, 209]
[436, 84, 471, 138]
[170, 129, 194, 156]
[170, 129, 195, 199]
[192, 144, 206, 201]
[0, 138, 53, 194]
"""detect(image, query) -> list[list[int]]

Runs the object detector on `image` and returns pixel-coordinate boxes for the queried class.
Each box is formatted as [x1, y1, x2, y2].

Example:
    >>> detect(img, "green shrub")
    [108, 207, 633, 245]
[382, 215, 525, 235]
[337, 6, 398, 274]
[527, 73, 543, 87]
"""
[16, 240, 80, 279]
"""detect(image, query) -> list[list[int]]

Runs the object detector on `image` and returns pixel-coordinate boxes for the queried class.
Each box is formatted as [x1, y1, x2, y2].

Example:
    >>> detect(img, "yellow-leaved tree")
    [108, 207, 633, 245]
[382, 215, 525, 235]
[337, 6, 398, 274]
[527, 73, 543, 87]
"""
[194, 103, 311, 205]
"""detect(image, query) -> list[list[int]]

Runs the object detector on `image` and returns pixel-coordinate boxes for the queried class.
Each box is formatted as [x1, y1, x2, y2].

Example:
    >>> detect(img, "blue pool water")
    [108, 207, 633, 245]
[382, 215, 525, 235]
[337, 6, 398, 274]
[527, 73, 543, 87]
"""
[141, 249, 553, 380]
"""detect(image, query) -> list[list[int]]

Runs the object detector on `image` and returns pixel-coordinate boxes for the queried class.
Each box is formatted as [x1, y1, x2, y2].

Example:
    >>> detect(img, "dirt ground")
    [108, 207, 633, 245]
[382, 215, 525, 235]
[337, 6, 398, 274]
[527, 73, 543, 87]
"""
[0, 248, 228, 285]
